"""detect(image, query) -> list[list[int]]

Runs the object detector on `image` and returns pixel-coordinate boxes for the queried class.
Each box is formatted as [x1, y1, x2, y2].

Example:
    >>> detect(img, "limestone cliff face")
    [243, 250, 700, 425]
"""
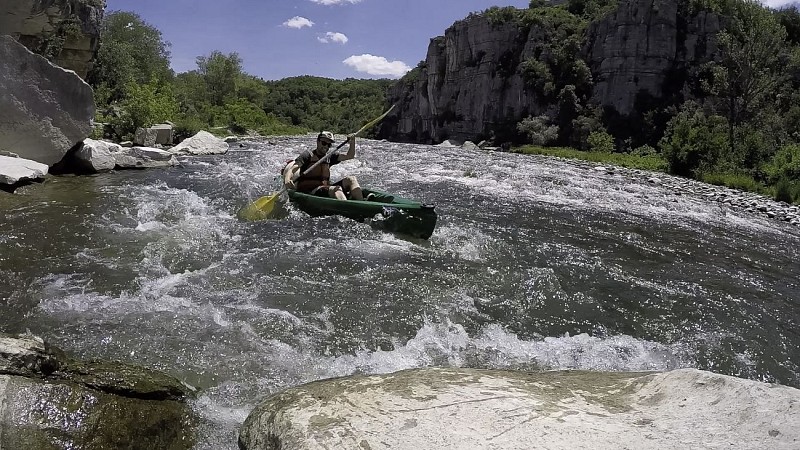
[585, 0, 722, 115]
[383, 16, 537, 144]
[382, 0, 723, 144]
[0, 0, 105, 78]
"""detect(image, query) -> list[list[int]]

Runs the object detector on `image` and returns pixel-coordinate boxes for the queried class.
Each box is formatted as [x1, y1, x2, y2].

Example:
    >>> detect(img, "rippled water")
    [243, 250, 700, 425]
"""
[1, 136, 799, 449]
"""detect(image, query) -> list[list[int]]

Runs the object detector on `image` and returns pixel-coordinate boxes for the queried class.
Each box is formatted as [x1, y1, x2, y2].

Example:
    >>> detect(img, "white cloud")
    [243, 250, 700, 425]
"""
[318, 32, 349, 44]
[310, 0, 363, 5]
[283, 16, 314, 29]
[343, 54, 411, 78]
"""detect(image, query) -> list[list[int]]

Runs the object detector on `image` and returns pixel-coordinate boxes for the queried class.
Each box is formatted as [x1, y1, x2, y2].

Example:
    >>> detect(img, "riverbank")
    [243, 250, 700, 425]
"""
[512, 145, 800, 228]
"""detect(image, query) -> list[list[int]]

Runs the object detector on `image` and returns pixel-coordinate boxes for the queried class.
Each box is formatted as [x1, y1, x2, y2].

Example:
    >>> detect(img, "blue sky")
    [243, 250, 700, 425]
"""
[105, 0, 796, 81]
[105, 0, 532, 80]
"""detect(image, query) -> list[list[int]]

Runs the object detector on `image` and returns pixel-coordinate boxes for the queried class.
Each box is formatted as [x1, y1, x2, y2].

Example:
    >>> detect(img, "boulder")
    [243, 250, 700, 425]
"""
[72, 139, 118, 173]
[239, 367, 800, 450]
[134, 124, 173, 147]
[169, 130, 229, 155]
[151, 123, 174, 145]
[113, 146, 178, 169]
[461, 141, 479, 151]
[0, 155, 49, 187]
[0, 35, 94, 166]
[134, 127, 159, 147]
[0, 333, 195, 449]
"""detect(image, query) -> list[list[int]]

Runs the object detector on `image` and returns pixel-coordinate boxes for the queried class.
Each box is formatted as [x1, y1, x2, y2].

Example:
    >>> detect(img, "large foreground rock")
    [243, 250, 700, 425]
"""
[0, 334, 195, 449]
[0, 35, 94, 166]
[239, 367, 799, 450]
[0, 155, 48, 187]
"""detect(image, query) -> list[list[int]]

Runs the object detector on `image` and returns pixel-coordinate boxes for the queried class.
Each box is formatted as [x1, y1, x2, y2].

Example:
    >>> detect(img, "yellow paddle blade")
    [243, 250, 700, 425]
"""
[238, 192, 281, 221]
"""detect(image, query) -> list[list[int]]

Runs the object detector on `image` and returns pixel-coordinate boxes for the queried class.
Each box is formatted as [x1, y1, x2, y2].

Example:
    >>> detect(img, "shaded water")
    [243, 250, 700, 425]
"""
[1, 137, 799, 448]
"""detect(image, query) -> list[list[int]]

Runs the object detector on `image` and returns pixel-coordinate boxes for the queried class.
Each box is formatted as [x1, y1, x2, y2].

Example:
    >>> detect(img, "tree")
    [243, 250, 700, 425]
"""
[88, 11, 172, 104]
[517, 115, 558, 145]
[712, 0, 789, 159]
[196, 51, 244, 106]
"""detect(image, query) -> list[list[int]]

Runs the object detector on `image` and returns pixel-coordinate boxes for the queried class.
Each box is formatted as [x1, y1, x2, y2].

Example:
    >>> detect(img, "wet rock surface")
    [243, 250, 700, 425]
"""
[239, 367, 800, 450]
[0, 333, 196, 449]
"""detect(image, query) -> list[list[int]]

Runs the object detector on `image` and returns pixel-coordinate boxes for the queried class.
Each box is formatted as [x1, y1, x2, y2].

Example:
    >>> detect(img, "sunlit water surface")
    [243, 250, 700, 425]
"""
[1, 137, 798, 448]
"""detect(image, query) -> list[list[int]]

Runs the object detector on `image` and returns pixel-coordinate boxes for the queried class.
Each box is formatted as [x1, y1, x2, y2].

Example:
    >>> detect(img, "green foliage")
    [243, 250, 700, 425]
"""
[262, 76, 393, 137]
[776, 5, 800, 45]
[88, 12, 172, 103]
[107, 80, 178, 140]
[173, 115, 205, 143]
[483, 6, 524, 26]
[700, 172, 764, 192]
[517, 115, 559, 145]
[570, 111, 603, 150]
[225, 99, 269, 133]
[519, 58, 554, 96]
[587, 130, 615, 153]
[566, 0, 619, 20]
[631, 145, 657, 157]
[659, 105, 729, 176]
[197, 51, 244, 106]
[772, 177, 800, 203]
[518, 7, 593, 100]
[763, 144, 800, 182]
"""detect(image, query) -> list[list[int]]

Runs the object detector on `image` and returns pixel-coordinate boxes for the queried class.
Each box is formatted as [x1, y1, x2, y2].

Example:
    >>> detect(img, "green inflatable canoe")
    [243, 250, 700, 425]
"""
[287, 188, 437, 239]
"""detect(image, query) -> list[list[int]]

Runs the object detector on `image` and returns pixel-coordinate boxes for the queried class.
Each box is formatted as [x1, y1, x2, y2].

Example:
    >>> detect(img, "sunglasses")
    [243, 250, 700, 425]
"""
[320, 140, 333, 147]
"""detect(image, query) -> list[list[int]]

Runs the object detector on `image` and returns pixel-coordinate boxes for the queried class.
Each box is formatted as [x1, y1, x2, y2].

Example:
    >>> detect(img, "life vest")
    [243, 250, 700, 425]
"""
[295, 150, 331, 192]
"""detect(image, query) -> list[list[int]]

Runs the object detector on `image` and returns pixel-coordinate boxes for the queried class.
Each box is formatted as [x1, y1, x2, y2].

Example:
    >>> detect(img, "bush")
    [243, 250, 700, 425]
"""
[587, 130, 615, 153]
[517, 115, 558, 145]
[109, 80, 178, 140]
[763, 144, 800, 183]
[700, 172, 763, 192]
[773, 177, 800, 204]
[173, 115, 205, 142]
[631, 144, 657, 156]
[225, 100, 269, 133]
[258, 114, 308, 136]
[659, 105, 728, 176]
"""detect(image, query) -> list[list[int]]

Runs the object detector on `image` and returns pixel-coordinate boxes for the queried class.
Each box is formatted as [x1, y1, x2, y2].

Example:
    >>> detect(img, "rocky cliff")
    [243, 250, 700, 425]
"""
[381, 0, 723, 144]
[0, 0, 105, 78]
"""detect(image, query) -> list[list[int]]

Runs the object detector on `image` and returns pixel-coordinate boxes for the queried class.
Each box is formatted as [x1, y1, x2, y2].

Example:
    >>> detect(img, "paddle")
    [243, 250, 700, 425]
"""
[238, 104, 396, 221]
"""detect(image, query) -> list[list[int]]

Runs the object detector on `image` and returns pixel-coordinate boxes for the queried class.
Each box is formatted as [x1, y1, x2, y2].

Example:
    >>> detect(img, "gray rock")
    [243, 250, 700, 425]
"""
[135, 124, 173, 147]
[382, 0, 723, 144]
[134, 127, 159, 147]
[461, 141, 479, 151]
[113, 146, 178, 169]
[169, 130, 229, 155]
[239, 367, 800, 450]
[0, 35, 94, 166]
[0, 155, 48, 186]
[0, 0, 104, 78]
[72, 138, 117, 173]
[0, 333, 195, 449]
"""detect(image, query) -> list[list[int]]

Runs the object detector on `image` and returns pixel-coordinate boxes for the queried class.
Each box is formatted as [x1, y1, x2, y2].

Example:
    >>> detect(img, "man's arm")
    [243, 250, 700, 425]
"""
[337, 135, 356, 161]
[284, 152, 308, 188]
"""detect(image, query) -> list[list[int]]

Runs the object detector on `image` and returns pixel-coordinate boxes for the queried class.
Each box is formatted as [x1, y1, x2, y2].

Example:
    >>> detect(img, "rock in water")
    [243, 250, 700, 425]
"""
[239, 367, 799, 450]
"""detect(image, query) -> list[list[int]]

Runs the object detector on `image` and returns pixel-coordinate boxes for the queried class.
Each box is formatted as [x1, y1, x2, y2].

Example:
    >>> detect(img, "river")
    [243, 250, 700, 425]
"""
[1, 136, 798, 449]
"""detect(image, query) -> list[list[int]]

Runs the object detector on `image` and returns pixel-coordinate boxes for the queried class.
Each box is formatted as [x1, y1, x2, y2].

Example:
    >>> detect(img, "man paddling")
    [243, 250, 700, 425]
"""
[283, 131, 364, 200]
